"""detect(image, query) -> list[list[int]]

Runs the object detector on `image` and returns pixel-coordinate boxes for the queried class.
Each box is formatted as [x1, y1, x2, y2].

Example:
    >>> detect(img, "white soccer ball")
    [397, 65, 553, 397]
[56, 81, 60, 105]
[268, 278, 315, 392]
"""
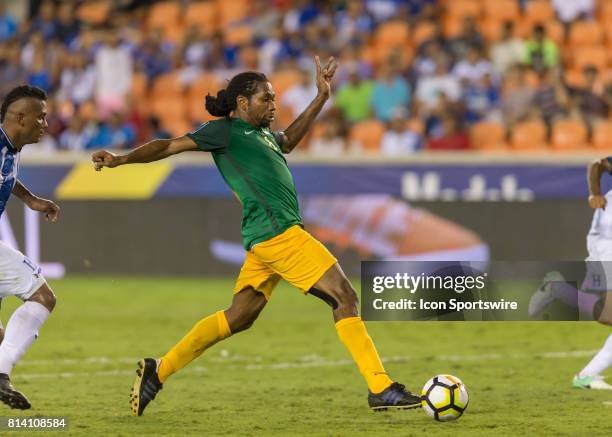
[421, 374, 469, 421]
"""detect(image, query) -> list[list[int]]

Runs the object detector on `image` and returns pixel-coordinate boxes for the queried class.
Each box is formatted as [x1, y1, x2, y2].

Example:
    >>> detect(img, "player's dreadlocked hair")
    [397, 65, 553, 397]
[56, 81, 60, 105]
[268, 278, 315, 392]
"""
[205, 72, 268, 117]
[1, 85, 47, 122]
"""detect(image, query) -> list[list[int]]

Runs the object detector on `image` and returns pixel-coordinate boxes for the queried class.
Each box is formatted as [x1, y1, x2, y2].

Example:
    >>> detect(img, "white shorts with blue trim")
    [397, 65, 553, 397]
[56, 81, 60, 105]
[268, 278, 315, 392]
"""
[0, 240, 46, 300]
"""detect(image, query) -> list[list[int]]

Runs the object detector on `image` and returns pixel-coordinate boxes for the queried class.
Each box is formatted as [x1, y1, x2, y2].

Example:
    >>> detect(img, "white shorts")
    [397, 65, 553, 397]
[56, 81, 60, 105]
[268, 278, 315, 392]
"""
[584, 235, 612, 292]
[0, 240, 46, 301]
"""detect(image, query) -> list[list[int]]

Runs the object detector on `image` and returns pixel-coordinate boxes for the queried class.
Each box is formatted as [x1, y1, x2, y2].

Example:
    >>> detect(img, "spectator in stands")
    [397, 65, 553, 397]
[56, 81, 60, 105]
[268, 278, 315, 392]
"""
[336, 43, 373, 85]
[258, 26, 284, 75]
[95, 28, 133, 118]
[30, 0, 57, 40]
[283, 0, 320, 34]
[27, 51, 51, 93]
[250, 0, 282, 43]
[335, 0, 375, 46]
[570, 66, 609, 130]
[57, 51, 96, 106]
[552, 0, 594, 26]
[415, 58, 461, 114]
[490, 21, 525, 75]
[137, 29, 174, 83]
[55, 2, 81, 46]
[0, 41, 26, 98]
[310, 118, 346, 156]
[371, 56, 411, 122]
[413, 40, 446, 81]
[380, 108, 422, 155]
[524, 24, 560, 72]
[88, 112, 136, 150]
[0, 4, 17, 41]
[335, 66, 374, 123]
[501, 65, 536, 129]
[59, 114, 94, 151]
[452, 45, 494, 86]
[148, 116, 172, 140]
[449, 16, 485, 61]
[427, 116, 470, 151]
[462, 72, 500, 125]
[282, 68, 332, 119]
[203, 31, 237, 71]
[532, 68, 572, 134]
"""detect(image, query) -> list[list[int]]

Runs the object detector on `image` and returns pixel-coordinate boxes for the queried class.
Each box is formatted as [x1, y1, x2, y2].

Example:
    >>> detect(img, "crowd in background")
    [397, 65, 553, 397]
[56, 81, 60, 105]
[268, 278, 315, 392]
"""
[0, 0, 609, 155]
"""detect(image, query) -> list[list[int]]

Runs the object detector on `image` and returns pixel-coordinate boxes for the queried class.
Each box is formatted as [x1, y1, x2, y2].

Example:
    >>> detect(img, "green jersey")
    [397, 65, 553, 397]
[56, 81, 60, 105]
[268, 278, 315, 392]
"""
[187, 117, 302, 250]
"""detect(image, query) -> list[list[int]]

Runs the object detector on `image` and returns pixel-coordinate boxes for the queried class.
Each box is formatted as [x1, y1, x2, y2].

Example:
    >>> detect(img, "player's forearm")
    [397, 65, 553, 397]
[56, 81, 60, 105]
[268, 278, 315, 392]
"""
[120, 139, 173, 164]
[11, 180, 37, 205]
[587, 159, 607, 196]
[282, 94, 328, 153]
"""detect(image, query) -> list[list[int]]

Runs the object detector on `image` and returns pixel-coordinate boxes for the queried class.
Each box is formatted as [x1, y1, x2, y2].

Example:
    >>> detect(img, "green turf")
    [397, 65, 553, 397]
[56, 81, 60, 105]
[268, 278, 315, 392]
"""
[1, 276, 611, 436]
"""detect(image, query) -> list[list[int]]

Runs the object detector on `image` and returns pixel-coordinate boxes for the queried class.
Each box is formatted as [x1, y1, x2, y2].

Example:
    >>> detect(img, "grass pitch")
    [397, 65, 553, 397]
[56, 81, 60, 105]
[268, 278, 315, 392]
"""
[1, 276, 611, 436]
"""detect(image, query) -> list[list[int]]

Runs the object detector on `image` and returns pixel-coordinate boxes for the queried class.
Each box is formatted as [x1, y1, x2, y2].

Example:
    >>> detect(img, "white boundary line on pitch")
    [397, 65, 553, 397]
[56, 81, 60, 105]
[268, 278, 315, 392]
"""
[13, 349, 600, 380]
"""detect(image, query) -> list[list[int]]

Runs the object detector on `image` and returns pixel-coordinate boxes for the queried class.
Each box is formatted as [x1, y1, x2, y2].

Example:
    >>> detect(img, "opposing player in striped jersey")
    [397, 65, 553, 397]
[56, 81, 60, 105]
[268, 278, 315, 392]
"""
[0, 85, 60, 408]
[530, 156, 612, 390]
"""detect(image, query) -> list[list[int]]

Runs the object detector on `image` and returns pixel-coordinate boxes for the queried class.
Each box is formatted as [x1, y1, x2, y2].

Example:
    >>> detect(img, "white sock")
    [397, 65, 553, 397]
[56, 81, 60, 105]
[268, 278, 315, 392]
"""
[0, 301, 50, 375]
[580, 334, 612, 377]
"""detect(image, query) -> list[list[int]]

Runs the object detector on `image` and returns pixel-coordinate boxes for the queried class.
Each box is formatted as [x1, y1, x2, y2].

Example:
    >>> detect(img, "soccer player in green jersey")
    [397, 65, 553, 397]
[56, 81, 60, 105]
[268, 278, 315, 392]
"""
[92, 57, 421, 416]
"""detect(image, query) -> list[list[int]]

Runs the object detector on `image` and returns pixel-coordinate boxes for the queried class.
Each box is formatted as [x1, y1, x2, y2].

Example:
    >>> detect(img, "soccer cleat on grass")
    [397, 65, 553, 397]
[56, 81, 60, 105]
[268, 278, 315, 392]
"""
[368, 382, 421, 411]
[572, 374, 612, 390]
[0, 373, 31, 410]
[528, 271, 565, 317]
[130, 358, 163, 416]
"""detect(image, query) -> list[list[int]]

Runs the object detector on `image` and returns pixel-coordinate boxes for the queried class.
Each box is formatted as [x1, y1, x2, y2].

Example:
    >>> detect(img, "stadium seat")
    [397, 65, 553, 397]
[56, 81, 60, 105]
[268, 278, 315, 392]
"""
[572, 46, 609, 73]
[551, 119, 588, 150]
[150, 96, 188, 128]
[480, 18, 504, 42]
[189, 73, 223, 99]
[217, 0, 249, 26]
[482, 0, 519, 22]
[525, 0, 555, 24]
[151, 72, 185, 99]
[592, 121, 612, 149]
[516, 20, 563, 44]
[374, 20, 410, 47]
[445, 0, 481, 19]
[131, 72, 148, 100]
[184, 1, 218, 35]
[600, 1, 612, 24]
[268, 70, 302, 101]
[224, 24, 254, 47]
[147, 1, 182, 30]
[349, 119, 386, 152]
[470, 121, 507, 150]
[443, 16, 466, 38]
[564, 68, 586, 88]
[164, 118, 194, 138]
[78, 101, 97, 122]
[163, 23, 186, 44]
[510, 120, 547, 150]
[412, 21, 437, 47]
[407, 118, 425, 135]
[77, 0, 111, 25]
[569, 21, 603, 47]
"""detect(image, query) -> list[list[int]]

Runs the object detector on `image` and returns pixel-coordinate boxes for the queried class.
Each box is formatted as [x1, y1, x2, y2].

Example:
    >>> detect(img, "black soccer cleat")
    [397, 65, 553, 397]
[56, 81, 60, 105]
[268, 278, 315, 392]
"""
[130, 358, 163, 416]
[368, 382, 421, 411]
[0, 373, 31, 410]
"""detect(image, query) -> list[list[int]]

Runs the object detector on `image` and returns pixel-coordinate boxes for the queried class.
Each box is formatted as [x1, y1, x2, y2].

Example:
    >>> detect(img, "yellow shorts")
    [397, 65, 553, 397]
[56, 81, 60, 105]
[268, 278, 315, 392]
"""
[233, 225, 338, 300]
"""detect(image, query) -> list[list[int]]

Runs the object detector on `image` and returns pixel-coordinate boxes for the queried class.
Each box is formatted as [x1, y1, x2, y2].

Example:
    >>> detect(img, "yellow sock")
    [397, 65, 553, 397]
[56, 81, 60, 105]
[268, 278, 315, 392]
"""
[158, 311, 231, 383]
[336, 316, 393, 394]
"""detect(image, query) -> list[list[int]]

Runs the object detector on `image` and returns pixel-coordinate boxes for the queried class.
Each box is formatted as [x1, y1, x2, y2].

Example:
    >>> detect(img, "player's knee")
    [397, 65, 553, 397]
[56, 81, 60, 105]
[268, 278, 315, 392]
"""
[29, 285, 56, 312]
[226, 305, 262, 333]
[335, 280, 359, 311]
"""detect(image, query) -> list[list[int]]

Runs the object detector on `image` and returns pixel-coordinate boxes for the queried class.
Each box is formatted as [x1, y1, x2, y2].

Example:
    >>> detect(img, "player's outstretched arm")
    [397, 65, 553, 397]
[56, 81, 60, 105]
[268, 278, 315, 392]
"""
[12, 180, 60, 222]
[281, 56, 338, 153]
[587, 157, 612, 209]
[92, 135, 199, 170]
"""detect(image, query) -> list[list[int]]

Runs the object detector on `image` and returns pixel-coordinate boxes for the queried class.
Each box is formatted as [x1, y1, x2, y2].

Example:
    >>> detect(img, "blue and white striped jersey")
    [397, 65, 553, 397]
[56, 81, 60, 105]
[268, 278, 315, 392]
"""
[0, 126, 19, 218]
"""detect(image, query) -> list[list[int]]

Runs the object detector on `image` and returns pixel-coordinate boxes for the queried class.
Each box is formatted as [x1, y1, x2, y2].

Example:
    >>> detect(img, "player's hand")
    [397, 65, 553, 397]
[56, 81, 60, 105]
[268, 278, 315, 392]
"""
[28, 197, 60, 223]
[589, 194, 607, 210]
[92, 150, 122, 170]
[315, 55, 338, 99]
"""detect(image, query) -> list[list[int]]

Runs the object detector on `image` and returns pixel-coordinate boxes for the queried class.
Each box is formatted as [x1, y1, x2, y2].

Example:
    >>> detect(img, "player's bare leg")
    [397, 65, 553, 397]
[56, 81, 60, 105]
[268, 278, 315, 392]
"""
[130, 287, 267, 416]
[311, 263, 421, 410]
[0, 283, 55, 410]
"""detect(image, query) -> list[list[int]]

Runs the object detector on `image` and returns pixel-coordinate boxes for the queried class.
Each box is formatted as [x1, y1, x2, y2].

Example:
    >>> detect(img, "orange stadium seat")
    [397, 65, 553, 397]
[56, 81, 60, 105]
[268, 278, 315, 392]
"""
[600, 1, 612, 24]
[592, 121, 612, 149]
[569, 21, 603, 47]
[77, 0, 111, 25]
[349, 120, 386, 152]
[551, 119, 588, 150]
[131, 72, 148, 100]
[480, 18, 504, 42]
[78, 101, 97, 122]
[163, 23, 186, 44]
[164, 118, 194, 138]
[189, 73, 224, 101]
[217, 0, 249, 26]
[445, 0, 481, 19]
[470, 121, 507, 150]
[184, 1, 218, 35]
[224, 24, 254, 47]
[147, 1, 182, 30]
[374, 20, 410, 47]
[525, 0, 555, 24]
[268, 69, 302, 101]
[516, 20, 564, 44]
[412, 21, 437, 46]
[150, 95, 188, 123]
[511, 120, 547, 150]
[572, 46, 609, 73]
[482, 0, 519, 22]
[151, 72, 185, 99]
[564, 68, 586, 88]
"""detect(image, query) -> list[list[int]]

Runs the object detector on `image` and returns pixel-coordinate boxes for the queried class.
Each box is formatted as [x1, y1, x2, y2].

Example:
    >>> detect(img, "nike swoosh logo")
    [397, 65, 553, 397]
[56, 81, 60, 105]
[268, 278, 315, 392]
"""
[245, 130, 255, 135]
